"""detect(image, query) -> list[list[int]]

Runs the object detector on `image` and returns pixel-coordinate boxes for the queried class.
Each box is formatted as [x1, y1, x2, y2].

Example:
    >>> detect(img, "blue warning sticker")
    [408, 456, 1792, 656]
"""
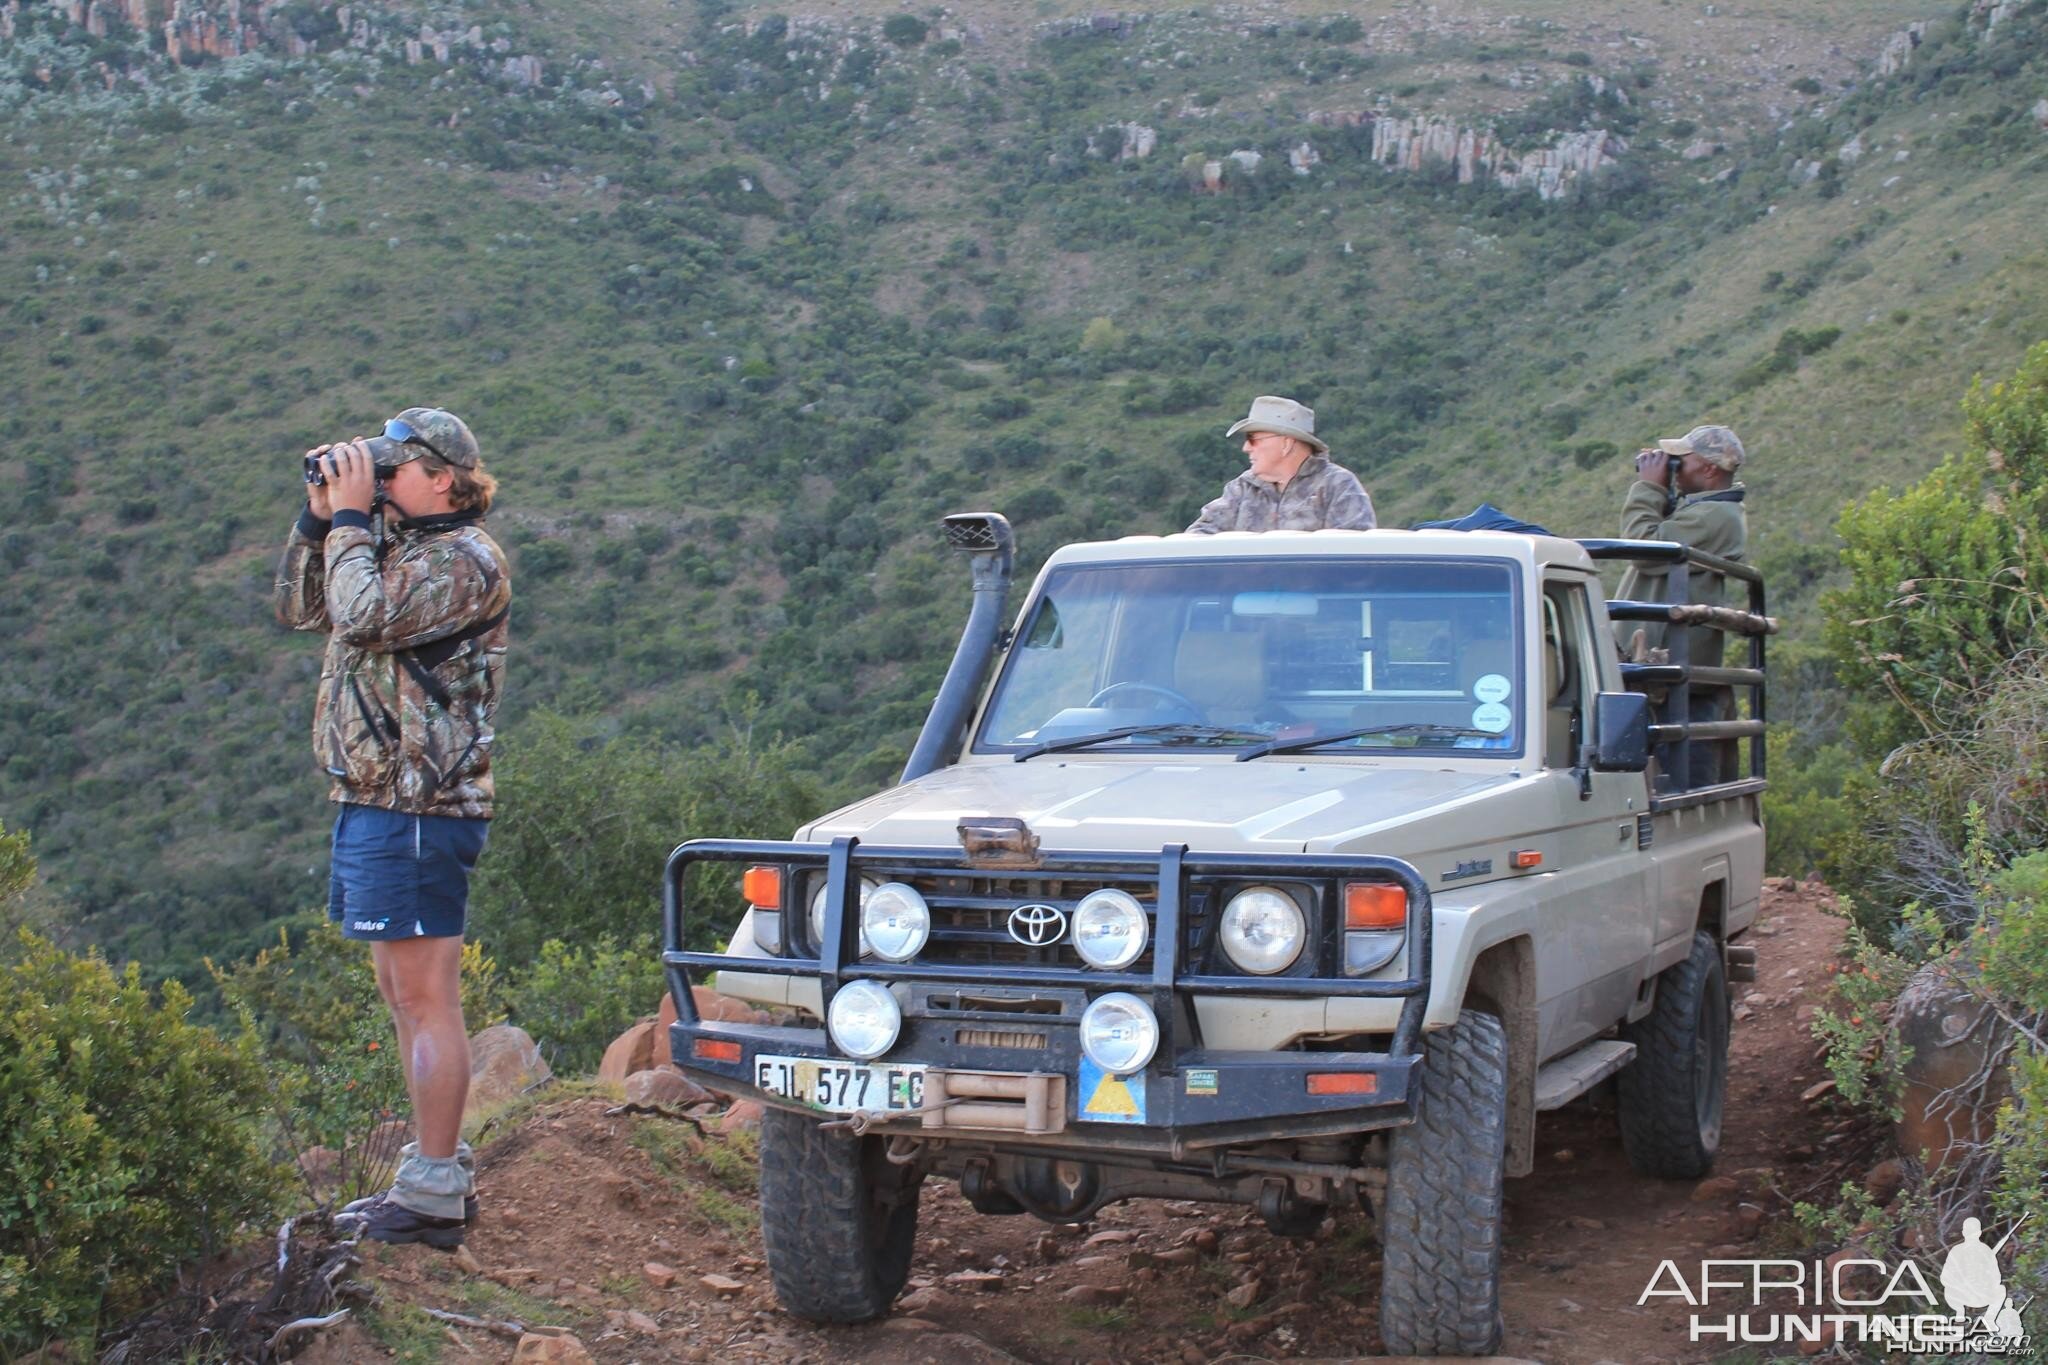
[1076, 1056, 1147, 1125]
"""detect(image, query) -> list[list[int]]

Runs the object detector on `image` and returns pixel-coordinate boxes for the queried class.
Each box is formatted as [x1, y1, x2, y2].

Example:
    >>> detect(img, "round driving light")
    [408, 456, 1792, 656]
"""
[1072, 889, 1148, 970]
[1078, 992, 1159, 1075]
[827, 980, 901, 1061]
[810, 877, 879, 957]
[1219, 886, 1307, 975]
[861, 882, 931, 963]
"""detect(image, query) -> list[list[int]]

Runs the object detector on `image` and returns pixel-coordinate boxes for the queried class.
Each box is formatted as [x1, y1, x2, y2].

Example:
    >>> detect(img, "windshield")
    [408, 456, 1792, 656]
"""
[976, 556, 1525, 757]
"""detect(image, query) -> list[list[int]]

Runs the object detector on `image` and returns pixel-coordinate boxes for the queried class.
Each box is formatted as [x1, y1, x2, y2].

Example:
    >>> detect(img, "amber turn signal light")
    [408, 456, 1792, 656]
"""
[693, 1039, 743, 1063]
[1343, 882, 1407, 931]
[1306, 1072, 1377, 1096]
[742, 865, 782, 908]
[1510, 849, 1543, 869]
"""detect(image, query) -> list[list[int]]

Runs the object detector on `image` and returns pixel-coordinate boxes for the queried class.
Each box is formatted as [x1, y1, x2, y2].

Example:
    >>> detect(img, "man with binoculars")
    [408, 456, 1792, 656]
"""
[275, 407, 510, 1249]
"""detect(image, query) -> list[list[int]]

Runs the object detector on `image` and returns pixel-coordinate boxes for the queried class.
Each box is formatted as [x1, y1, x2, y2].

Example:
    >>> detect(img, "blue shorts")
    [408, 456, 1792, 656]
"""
[327, 804, 489, 940]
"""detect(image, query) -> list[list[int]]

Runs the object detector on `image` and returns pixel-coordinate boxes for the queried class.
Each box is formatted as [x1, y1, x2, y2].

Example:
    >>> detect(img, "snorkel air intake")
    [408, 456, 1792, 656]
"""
[899, 513, 1015, 782]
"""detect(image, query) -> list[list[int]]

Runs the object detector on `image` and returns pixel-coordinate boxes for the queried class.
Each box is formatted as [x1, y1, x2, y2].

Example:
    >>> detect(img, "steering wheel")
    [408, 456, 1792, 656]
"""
[1087, 681, 1203, 721]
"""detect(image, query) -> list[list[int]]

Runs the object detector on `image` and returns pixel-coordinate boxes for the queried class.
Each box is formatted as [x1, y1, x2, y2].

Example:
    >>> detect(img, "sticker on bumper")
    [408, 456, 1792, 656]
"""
[1077, 1056, 1146, 1124]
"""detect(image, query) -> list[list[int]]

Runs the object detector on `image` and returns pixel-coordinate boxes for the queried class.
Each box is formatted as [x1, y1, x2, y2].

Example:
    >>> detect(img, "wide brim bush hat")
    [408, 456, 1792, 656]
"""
[1224, 395, 1328, 454]
[1657, 423, 1744, 471]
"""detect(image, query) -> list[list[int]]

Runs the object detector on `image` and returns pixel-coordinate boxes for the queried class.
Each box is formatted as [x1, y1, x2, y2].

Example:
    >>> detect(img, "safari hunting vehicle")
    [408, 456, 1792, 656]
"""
[660, 513, 1771, 1355]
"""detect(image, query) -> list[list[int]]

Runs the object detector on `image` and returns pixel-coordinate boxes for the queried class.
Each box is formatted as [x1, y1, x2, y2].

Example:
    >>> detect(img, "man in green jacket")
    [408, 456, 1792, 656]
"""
[1616, 423, 1748, 784]
[1615, 423, 1748, 664]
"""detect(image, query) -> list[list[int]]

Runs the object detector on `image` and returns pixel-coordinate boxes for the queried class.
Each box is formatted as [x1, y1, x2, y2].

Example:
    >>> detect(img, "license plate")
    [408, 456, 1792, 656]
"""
[753, 1054, 927, 1115]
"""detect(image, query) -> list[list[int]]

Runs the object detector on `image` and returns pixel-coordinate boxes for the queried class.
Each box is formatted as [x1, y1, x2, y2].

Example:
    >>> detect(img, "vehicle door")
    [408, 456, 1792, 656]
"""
[1532, 573, 1654, 1055]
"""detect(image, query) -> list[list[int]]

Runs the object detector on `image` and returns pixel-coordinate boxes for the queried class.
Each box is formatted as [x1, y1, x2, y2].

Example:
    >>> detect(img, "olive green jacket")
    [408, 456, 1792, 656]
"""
[1614, 480, 1748, 664]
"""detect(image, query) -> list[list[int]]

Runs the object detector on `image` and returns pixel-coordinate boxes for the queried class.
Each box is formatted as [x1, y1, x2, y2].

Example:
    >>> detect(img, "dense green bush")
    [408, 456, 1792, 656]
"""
[506, 937, 666, 1073]
[1, 933, 284, 1351]
[467, 710, 824, 964]
[1823, 341, 2048, 759]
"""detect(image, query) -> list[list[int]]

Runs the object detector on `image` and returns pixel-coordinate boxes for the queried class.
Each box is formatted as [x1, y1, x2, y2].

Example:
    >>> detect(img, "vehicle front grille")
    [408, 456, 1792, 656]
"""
[805, 869, 1216, 972]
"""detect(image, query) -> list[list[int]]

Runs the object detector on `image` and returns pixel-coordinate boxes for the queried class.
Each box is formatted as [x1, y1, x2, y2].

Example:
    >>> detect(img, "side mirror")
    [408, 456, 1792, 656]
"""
[1590, 691, 1651, 772]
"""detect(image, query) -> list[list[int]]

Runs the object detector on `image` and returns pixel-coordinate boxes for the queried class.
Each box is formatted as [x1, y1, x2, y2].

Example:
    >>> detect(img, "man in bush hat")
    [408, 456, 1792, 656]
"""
[276, 405, 510, 1250]
[1186, 395, 1377, 534]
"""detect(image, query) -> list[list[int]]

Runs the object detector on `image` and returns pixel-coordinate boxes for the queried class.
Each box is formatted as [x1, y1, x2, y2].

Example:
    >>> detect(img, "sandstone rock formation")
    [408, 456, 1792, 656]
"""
[468, 1023, 553, 1115]
[599, 1018, 660, 1083]
[622, 1066, 712, 1108]
[1878, 23, 1928, 77]
[1893, 960, 2016, 1173]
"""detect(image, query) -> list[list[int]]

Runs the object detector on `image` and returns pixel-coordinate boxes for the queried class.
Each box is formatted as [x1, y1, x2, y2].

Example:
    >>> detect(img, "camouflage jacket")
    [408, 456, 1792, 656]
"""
[1614, 481, 1748, 664]
[1185, 454, 1377, 534]
[275, 507, 511, 819]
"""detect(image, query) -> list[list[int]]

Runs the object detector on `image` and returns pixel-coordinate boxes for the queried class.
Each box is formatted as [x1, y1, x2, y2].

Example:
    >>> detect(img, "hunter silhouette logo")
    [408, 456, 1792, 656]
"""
[1639, 1212, 2033, 1352]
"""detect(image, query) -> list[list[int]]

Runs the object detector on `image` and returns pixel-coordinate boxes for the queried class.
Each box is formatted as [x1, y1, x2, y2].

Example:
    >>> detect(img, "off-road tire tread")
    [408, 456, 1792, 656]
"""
[758, 1106, 919, 1322]
[1379, 1010, 1508, 1357]
[1616, 930, 1726, 1180]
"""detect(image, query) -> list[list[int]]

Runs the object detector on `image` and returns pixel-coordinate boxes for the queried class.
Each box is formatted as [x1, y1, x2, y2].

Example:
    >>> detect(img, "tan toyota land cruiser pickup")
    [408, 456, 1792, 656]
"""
[660, 514, 1771, 1355]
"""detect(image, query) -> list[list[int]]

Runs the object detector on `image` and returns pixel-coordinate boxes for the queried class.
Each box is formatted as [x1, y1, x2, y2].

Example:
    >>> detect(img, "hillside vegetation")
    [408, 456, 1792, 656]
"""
[2, 0, 2046, 978]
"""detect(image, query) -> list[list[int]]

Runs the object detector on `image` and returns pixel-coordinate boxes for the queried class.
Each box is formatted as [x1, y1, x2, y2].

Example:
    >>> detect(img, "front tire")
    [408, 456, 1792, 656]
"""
[1379, 1009, 1508, 1357]
[1617, 929, 1729, 1179]
[758, 1106, 921, 1322]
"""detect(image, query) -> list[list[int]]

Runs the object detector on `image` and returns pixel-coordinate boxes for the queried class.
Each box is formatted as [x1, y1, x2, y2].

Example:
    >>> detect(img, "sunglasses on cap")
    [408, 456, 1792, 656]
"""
[381, 416, 447, 462]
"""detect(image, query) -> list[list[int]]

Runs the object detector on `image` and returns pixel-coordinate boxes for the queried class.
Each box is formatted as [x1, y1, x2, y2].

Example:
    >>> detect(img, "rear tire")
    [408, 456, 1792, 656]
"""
[758, 1106, 921, 1322]
[1379, 1009, 1508, 1357]
[1617, 930, 1729, 1180]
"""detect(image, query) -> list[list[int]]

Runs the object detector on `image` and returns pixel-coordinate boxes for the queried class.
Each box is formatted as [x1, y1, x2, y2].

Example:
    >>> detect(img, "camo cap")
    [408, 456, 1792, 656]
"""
[1657, 423, 1745, 471]
[391, 407, 481, 469]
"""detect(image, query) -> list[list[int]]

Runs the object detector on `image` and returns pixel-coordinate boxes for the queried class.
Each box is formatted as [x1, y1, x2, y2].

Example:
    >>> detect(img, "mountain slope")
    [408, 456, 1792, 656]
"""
[1, 0, 2044, 972]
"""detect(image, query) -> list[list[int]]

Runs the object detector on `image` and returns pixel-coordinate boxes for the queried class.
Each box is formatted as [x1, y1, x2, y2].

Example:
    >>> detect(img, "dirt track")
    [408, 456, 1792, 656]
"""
[323, 881, 1854, 1364]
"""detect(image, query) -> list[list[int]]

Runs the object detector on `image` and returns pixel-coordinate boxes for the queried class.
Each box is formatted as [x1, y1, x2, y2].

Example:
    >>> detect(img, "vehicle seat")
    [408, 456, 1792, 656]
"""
[1544, 638, 1576, 765]
[1174, 631, 1267, 726]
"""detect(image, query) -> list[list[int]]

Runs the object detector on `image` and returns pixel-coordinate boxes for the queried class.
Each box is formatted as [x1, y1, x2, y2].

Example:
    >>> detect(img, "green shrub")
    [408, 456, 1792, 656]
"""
[506, 937, 666, 1074]
[882, 14, 927, 47]
[1, 933, 284, 1351]
[467, 710, 822, 963]
[1822, 342, 2048, 759]
[1761, 726, 1860, 879]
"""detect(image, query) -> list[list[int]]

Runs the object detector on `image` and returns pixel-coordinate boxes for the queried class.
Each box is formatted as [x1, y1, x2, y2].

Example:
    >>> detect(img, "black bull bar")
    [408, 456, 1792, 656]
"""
[661, 838, 1434, 1149]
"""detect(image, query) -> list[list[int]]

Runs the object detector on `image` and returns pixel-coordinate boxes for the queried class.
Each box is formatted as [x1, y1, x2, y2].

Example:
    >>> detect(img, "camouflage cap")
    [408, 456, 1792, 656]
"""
[1657, 423, 1745, 471]
[392, 407, 482, 469]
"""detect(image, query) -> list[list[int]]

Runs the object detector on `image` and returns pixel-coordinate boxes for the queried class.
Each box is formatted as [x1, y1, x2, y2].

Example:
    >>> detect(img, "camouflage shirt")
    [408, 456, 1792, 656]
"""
[276, 507, 511, 819]
[1184, 454, 1377, 534]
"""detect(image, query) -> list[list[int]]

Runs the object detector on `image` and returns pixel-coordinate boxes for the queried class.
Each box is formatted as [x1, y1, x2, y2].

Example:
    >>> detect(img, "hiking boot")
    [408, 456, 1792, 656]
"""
[359, 1196, 467, 1250]
[341, 1188, 479, 1224]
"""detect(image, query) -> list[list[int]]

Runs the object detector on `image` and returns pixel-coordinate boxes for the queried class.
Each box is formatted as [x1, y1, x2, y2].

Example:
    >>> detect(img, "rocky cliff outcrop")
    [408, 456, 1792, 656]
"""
[27, 0, 553, 87]
[1351, 113, 1625, 201]
[1877, 22, 1929, 77]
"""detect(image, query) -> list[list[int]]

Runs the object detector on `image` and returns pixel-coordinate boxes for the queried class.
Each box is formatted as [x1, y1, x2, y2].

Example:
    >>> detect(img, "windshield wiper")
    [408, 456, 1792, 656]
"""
[1014, 723, 1269, 762]
[1235, 723, 1504, 761]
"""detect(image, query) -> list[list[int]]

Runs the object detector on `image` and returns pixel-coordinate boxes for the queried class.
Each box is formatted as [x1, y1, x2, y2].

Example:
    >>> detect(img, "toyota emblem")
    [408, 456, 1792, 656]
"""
[1007, 903, 1067, 947]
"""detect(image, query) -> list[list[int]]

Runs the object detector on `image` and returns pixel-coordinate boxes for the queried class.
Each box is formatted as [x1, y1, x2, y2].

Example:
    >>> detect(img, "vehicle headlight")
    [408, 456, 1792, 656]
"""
[810, 877, 880, 957]
[1078, 992, 1159, 1076]
[1072, 889, 1148, 970]
[861, 882, 931, 963]
[1219, 886, 1306, 975]
[827, 980, 902, 1061]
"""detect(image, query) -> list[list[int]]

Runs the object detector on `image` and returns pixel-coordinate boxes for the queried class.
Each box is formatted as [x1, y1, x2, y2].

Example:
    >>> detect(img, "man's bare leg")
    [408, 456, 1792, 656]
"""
[370, 936, 470, 1158]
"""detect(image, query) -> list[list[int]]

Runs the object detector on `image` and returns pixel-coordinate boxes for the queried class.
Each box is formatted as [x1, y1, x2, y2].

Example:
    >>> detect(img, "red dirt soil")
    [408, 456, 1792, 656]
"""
[310, 881, 1857, 1364]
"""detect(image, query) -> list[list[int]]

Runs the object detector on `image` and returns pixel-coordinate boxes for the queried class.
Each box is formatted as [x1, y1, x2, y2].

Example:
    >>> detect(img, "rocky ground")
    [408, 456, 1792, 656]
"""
[256, 880, 1861, 1364]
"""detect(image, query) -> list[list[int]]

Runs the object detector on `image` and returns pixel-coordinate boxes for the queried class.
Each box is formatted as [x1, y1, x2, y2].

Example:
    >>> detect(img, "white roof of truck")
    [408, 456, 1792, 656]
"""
[1040, 528, 1599, 575]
